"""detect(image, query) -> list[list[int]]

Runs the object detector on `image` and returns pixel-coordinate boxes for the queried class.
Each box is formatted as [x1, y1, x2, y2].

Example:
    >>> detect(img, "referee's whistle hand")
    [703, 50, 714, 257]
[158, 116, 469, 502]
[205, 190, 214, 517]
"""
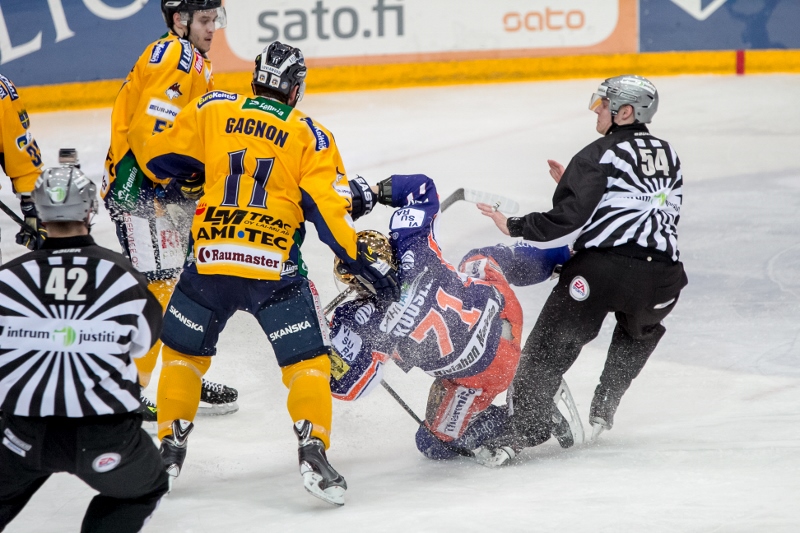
[477, 203, 510, 236]
[547, 159, 565, 184]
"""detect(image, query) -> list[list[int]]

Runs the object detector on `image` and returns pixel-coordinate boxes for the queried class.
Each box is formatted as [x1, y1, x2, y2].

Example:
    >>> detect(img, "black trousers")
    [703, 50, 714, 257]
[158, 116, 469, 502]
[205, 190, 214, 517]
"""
[0, 412, 169, 533]
[509, 248, 688, 445]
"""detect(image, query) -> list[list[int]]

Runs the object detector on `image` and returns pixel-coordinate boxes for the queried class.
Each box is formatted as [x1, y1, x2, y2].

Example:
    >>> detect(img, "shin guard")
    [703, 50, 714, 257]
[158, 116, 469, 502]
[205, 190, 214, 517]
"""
[281, 355, 332, 449]
[157, 346, 210, 440]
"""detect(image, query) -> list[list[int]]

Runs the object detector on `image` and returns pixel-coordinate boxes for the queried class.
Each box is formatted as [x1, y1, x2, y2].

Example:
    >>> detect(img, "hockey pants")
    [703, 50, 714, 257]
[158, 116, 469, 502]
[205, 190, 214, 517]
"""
[508, 249, 687, 445]
[0, 413, 168, 533]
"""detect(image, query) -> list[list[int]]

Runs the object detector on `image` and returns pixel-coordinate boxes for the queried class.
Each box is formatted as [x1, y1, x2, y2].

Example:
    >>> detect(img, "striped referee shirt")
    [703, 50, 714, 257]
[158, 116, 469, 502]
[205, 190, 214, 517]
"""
[507, 123, 682, 261]
[0, 235, 162, 417]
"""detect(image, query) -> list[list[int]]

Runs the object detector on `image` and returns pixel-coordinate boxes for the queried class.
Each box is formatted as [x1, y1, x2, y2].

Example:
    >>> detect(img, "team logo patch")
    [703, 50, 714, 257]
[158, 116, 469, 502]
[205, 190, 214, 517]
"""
[193, 51, 204, 73]
[569, 276, 590, 301]
[196, 244, 282, 273]
[197, 91, 237, 108]
[165, 83, 182, 100]
[150, 41, 170, 64]
[300, 117, 329, 151]
[390, 208, 425, 230]
[92, 452, 122, 473]
[18, 110, 29, 129]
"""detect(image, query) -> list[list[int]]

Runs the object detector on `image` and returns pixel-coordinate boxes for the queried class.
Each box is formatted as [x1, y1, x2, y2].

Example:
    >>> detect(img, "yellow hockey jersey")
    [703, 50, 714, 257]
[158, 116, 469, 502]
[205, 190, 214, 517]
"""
[142, 92, 358, 280]
[103, 32, 213, 199]
[0, 74, 42, 194]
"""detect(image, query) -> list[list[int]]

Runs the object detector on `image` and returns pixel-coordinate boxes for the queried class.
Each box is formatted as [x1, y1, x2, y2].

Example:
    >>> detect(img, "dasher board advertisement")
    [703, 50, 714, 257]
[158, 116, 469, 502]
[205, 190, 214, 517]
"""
[0, 0, 163, 86]
[211, 0, 636, 71]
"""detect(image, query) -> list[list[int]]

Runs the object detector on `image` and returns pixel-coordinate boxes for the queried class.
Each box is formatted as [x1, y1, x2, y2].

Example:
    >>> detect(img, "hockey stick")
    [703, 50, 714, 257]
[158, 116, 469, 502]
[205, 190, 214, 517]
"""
[379, 380, 475, 458]
[0, 199, 37, 242]
[439, 188, 520, 215]
[323, 286, 354, 316]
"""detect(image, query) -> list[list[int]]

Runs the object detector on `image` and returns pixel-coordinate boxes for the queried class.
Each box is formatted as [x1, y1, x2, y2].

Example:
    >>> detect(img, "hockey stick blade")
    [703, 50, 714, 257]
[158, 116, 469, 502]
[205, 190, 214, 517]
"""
[439, 188, 519, 214]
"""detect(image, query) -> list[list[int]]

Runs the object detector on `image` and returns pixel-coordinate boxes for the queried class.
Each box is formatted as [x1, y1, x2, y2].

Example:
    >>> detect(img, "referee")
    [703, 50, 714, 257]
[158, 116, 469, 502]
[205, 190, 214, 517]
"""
[0, 165, 168, 531]
[478, 75, 688, 465]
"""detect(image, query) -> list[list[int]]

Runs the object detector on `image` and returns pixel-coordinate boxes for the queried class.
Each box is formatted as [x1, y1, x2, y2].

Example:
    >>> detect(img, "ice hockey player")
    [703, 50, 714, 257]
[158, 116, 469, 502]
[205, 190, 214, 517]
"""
[0, 73, 46, 253]
[0, 164, 168, 532]
[328, 173, 573, 463]
[478, 75, 688, 464]
[140, 41, 400, 505]
[101, 0, 237, 421]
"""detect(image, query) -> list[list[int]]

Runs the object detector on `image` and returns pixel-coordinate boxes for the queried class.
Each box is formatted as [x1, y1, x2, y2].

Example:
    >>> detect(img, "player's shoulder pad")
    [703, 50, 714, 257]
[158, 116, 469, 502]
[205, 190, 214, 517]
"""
[196, 91, 240, 109]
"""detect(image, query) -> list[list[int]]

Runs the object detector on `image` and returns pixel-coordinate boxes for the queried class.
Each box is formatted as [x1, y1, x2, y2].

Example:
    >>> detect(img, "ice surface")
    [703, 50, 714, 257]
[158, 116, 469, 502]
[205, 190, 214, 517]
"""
[2, 74, 799, 532]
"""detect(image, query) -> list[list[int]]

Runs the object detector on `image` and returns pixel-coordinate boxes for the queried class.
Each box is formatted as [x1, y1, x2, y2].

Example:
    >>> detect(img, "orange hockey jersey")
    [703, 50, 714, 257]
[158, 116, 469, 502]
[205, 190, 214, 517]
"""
[103, 32, 212, 203]
[141, 92, 358, 280]
[0, 74, 42, 194]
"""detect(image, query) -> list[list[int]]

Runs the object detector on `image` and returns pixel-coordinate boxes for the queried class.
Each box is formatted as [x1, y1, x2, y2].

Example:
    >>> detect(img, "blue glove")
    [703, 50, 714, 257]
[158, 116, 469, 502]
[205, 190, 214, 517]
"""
[349, 240, 400, 301]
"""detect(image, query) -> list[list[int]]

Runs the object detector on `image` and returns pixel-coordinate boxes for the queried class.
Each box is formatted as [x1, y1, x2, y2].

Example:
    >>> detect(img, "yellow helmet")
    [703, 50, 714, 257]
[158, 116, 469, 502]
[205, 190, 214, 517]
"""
[334, 230, 395, 295]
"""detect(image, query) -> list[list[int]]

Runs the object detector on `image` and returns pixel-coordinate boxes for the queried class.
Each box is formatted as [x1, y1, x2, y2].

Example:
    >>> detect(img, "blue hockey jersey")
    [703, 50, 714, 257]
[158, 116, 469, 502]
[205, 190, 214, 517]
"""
[329, 174, 570, 400]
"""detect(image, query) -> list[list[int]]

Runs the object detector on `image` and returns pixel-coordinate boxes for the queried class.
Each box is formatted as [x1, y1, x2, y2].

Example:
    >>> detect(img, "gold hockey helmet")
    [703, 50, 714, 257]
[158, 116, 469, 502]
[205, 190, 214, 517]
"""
[334, 230, 396, 295]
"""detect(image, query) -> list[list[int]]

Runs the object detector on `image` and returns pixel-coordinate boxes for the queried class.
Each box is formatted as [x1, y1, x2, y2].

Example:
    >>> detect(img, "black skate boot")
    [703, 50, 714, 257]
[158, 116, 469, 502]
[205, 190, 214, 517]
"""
[198, 378, 239, 416]
[551, 404, 574, 449]
[138, 393, 157, 422]
[294, 420, 347, 506]
[160, 419, 194, 491]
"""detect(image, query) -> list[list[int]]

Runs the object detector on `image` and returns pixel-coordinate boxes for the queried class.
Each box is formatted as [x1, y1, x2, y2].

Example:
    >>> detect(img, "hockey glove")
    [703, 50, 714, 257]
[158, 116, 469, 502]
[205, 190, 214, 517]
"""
[179, 174, 205, 200]
[15, 195, 46, 250]
[348, 176, 375, 221]
[349, 241, 400, 301]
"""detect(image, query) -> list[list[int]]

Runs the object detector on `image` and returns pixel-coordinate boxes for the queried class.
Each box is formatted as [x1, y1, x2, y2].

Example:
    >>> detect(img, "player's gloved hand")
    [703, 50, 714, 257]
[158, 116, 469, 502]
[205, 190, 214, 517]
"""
[179, 174, 205, 200]
[15, 195, 46, 250]
[350, 241, 400, 301]
[348, 176, 375, 221]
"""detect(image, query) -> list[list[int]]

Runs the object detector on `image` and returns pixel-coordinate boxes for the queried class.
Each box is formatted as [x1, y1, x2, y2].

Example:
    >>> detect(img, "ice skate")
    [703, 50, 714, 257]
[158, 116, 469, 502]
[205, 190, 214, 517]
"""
[197, 378, 239, 416]
[138, 392, 158, 435]
[160, 419, 194, 491]
[589, 387, 621, 441]
[294, 420, 347, 506]
[550, 404, 574, 449]
[472, 444, 516, 468]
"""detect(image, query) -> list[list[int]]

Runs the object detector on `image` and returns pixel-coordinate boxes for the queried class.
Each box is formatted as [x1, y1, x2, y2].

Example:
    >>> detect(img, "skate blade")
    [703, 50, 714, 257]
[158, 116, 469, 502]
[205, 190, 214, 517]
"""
[196, 401, 239, 416]
[165, 467, 180, 494]
[472, 446, 514, 468]
[302, 472, 345, 506]
[589, 423, 606, 442]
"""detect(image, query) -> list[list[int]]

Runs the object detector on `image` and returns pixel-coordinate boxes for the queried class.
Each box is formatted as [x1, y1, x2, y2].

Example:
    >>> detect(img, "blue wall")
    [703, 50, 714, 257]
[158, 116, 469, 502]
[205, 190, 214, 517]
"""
[641, 0, 800, 52]
[0, 0, 164, 86]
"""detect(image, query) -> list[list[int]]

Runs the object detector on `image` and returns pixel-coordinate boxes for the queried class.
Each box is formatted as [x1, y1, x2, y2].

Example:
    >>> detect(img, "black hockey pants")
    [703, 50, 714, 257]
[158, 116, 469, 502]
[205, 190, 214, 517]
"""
[508, 248, 688, 445]
[0, 412, 169, 533]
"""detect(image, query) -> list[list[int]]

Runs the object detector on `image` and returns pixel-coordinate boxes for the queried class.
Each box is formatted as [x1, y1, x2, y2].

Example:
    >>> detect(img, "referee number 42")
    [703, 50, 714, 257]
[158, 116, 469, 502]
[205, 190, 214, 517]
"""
[45, 267, 87, 301]
[639, 148, 669, 176]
